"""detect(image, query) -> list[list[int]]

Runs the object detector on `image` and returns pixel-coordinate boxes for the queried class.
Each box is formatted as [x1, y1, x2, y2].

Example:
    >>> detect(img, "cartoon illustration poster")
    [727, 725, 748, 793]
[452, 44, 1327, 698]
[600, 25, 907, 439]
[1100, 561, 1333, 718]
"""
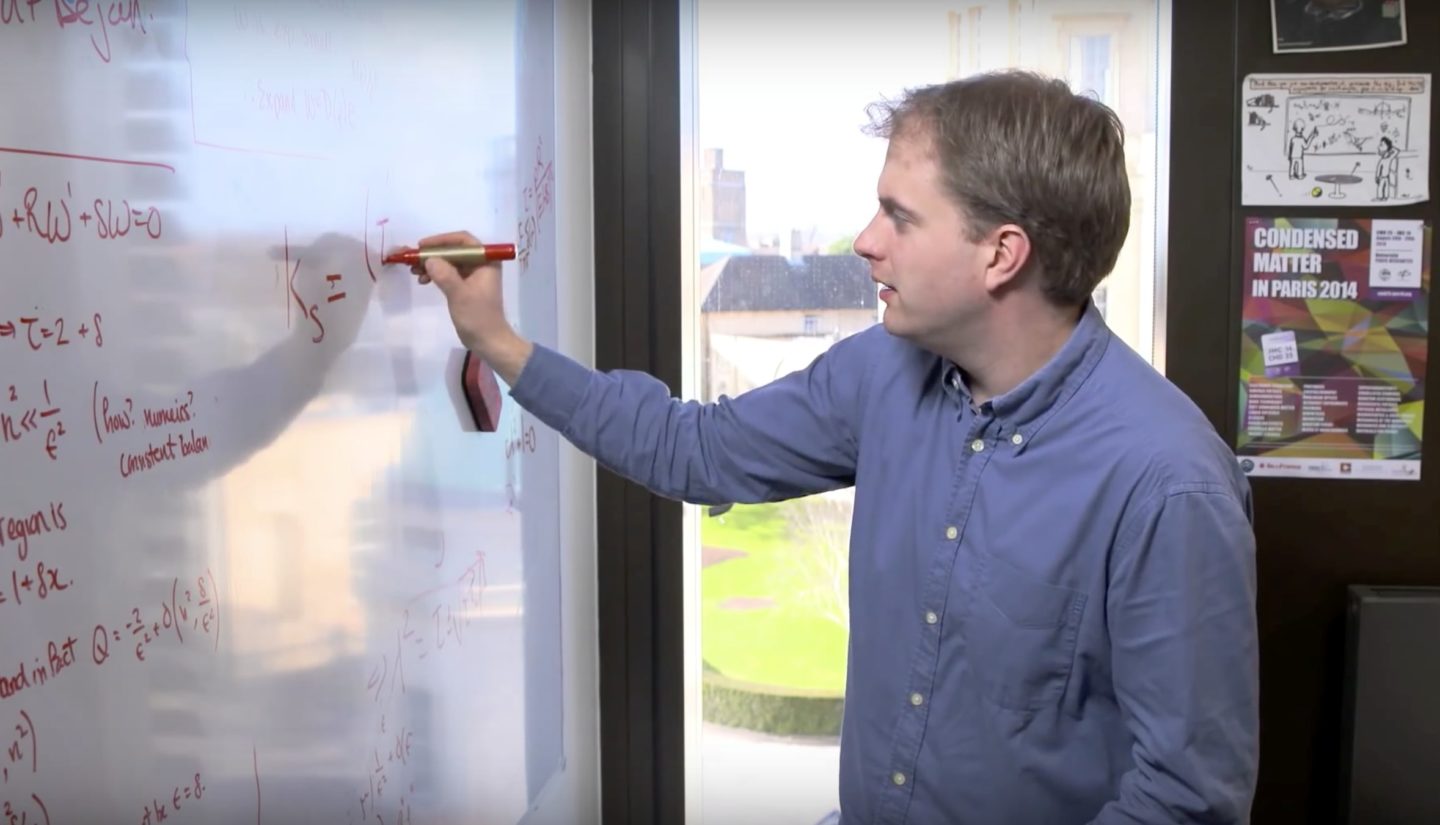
[1237, 217, 1430, 480]
[1241, 73, 1430, 206]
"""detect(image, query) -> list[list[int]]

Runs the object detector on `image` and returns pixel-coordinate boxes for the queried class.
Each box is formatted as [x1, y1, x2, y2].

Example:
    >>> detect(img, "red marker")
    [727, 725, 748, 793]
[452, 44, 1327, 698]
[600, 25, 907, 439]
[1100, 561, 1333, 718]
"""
[382, 243, 517, 268]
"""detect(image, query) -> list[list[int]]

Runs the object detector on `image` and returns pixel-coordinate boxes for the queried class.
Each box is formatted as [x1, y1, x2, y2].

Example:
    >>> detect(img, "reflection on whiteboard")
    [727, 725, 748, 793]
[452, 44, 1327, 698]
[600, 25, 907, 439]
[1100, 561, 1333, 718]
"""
[1241, 73, 1431, 206]
[0, 1, 567, 823]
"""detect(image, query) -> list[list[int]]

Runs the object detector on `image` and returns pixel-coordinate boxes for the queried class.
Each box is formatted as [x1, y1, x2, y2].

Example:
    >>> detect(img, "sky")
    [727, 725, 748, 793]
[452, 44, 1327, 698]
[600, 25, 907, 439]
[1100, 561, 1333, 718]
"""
[695, 3, 958, 247]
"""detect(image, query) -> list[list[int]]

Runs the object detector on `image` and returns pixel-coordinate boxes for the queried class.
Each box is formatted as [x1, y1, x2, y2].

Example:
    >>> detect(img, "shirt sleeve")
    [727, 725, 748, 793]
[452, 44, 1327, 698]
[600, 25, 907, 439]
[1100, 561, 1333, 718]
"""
[507, 332, 873, 505]
[1089, 482, 1260, 824]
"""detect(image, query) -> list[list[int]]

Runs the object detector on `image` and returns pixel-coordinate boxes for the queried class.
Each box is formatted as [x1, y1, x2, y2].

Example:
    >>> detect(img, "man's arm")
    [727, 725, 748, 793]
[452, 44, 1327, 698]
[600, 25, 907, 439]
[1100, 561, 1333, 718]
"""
[410, 228, 872, 505]
[509, 332, 873, 505]
[1089, 483, 1260, 824]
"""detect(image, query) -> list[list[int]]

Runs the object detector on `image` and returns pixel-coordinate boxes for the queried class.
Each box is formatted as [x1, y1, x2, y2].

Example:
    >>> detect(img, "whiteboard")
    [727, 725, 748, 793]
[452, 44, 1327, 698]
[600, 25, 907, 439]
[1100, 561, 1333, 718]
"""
[0, 1, 594, 822]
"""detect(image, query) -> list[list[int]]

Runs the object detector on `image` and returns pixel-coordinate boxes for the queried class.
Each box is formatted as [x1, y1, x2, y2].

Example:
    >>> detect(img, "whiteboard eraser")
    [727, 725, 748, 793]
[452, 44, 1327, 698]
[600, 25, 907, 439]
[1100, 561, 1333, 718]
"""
[444, 348, 503, 432]
[462, 350, 502, 432]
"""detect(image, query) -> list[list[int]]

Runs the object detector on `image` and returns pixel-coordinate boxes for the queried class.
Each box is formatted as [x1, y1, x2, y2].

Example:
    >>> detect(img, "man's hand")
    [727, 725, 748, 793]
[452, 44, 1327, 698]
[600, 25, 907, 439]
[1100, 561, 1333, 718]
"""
[412, 230, 533, 385]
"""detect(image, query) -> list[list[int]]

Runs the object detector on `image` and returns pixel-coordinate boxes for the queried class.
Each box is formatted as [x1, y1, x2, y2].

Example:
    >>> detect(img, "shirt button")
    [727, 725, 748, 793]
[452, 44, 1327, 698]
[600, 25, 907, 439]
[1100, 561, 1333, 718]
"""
[1011, 432, 1025, 445]
[910, 692, 924, 706]
[925, 610, 939, 625]
[892, 771, 907, 786]
[970, 438, 985, 452]
[945, 526, 958, 540]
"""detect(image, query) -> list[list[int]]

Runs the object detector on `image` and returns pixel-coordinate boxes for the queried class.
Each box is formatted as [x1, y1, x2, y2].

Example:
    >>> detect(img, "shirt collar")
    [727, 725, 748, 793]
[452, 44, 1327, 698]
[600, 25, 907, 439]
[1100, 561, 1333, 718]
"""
[944, 301, 1111, 450]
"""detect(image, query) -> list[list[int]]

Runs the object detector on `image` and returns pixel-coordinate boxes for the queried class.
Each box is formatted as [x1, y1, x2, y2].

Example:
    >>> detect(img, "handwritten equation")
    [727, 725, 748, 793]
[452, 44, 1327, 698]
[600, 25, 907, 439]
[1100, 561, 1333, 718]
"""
[281, 220, 389, 345]
[0, 561, 71, 612]
[1, 382, 68, 462]
[0, 501, 71, 612]
[2, 709, 35, 787]
[0, 177, 162, 245]
[0, 569, 219, 704]
[503, 417, 538, 513]
[0, 312, 104, 354]
[517, 137, 554, 271]
[354, 716, 416, 825]
[138, 772, 205, 825]
[0, 707, 46, 822]
[92, 570, 221, 666]
[351, 552, 487, 823]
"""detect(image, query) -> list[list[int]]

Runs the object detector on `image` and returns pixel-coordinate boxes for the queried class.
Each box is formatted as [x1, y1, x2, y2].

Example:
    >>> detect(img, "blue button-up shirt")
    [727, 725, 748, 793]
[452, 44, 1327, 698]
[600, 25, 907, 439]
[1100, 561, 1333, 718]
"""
[512, 303, 1259, 824]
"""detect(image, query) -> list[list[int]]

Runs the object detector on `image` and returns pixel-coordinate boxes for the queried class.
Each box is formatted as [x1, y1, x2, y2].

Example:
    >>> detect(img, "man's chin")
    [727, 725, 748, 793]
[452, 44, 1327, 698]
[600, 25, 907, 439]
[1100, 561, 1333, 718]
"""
[880, 312, 916, 341]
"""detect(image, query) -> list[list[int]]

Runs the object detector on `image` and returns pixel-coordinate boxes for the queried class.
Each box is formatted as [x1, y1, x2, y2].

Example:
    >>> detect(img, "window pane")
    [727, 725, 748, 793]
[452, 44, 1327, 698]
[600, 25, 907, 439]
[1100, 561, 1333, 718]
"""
[685, 3, 1167, 822]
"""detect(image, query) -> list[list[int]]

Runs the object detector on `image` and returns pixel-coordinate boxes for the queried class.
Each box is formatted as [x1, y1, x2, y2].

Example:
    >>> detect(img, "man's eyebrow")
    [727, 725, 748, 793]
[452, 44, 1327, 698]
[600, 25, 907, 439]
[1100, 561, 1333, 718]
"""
[879, 196, 919, 221]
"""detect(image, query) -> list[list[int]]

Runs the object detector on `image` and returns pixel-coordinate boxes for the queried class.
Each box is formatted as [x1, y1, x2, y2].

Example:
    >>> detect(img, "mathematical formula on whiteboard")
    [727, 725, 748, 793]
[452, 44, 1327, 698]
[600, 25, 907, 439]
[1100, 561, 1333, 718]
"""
[0, 1, 567, 822]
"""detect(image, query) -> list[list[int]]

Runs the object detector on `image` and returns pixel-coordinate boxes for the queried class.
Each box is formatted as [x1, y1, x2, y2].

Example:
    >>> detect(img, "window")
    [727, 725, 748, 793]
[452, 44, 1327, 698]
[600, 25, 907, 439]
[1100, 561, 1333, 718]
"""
[1069, 33, 1116, 105]
[683, 3, 1169, 821]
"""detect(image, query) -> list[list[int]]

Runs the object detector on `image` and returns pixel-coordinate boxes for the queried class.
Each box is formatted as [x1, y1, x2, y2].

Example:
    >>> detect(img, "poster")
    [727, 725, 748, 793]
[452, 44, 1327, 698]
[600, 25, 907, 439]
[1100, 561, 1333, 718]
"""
[1241, 73, 1430, 207]
[1271, 0, 1407, 53]
[1237, 217, 1430, 480]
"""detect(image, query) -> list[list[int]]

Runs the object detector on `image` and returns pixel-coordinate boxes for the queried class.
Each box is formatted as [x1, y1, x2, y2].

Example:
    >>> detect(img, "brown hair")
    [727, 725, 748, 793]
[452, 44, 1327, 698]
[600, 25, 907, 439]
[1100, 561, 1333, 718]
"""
[865, 70, 1131, 307]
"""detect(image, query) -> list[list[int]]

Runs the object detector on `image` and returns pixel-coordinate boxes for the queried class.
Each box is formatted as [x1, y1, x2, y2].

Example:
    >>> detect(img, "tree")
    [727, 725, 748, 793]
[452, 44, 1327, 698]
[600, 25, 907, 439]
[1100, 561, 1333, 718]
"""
[825, 235, 856, 255]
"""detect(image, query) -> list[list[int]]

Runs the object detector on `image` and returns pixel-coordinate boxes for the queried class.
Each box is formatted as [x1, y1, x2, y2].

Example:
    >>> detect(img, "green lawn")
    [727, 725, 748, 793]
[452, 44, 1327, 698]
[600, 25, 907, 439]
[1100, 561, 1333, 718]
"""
[700, 502, 849, 693]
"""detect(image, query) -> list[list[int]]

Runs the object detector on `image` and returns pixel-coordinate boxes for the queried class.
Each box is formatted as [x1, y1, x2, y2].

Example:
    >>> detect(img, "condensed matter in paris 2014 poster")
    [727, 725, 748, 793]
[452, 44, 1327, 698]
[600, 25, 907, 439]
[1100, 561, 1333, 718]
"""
[1237, 216, 1430, 480]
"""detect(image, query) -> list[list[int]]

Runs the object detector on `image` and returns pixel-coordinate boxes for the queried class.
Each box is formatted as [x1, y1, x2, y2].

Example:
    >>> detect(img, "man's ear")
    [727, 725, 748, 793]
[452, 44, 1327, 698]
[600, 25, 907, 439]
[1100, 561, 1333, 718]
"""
[982, 223, 1032, 293]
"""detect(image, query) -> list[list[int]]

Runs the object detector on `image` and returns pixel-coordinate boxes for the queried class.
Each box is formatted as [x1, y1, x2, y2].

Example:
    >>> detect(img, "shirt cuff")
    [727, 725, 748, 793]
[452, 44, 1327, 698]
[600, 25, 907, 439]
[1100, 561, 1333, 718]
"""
[508, 343, 592, 436]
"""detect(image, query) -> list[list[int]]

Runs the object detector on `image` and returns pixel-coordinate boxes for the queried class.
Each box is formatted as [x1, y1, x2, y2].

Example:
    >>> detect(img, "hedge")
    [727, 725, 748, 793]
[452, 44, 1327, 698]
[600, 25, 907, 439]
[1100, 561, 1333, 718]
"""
[702, 666, 845, 737]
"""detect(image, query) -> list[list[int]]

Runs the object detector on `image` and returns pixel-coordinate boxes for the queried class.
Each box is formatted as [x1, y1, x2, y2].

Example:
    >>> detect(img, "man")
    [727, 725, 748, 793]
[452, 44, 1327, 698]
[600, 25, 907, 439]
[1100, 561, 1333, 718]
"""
[417, 70, 1259, 823]
[1375, 136, 1400, 200]
[1288, 118, 1319, 179]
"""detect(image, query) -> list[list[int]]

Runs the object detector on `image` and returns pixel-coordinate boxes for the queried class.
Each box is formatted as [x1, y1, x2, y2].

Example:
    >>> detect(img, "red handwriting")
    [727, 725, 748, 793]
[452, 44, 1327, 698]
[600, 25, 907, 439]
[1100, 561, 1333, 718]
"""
[1, 381, 67, 461]
[365, 554, 487, 704]
[517, 137, 555, 271]
[0, 313, 104, 352]
[352, 554, 485, 822]
[356, 734, 414, 825]
[54, 0, 151, 64]
[0, 561, 72, 610]
[0, 502, 65, 564]
[362, 194, 387, 282]
[503, 420, 538, 513]
[138, 772, 204, 825]
[242, 79, 359, 129]
[0, 148, 172, 173]
[0, 792, 50, 824]
[279, 227, 351, 344]
[2, 710, 36, 786]
[117, 429, 210, 478]
[91, 570, 220, 667]
[91, 384, 132, 443]
[0, 636, 79, 702]
[231, 7, 335, 54]
[91, 386, 195, 444]
[0, 176, 162, 244]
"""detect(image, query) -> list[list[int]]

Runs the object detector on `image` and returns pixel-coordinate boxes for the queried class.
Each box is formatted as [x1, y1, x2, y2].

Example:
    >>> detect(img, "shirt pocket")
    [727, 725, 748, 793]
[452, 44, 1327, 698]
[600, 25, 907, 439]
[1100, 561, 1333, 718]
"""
[965, 552, 1087, 712]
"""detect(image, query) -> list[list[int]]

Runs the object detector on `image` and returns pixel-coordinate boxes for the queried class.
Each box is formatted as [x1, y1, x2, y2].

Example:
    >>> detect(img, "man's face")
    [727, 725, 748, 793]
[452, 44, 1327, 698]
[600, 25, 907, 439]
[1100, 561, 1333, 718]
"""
[854, 131, 991, 351]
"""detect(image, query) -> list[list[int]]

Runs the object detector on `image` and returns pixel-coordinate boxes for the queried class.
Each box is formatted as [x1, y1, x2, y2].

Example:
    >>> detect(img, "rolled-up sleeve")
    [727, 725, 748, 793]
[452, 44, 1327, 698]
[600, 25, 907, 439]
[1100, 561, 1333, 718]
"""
[1090, 482, 1259, 824]
[508, 330, 875, 505]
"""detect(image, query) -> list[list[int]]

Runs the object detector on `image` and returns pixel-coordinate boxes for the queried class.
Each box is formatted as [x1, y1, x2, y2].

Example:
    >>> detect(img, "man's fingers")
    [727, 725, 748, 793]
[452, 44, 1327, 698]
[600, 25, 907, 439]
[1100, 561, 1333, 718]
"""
[423, 258, 465, 297]
[417, 230, 481, 248]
